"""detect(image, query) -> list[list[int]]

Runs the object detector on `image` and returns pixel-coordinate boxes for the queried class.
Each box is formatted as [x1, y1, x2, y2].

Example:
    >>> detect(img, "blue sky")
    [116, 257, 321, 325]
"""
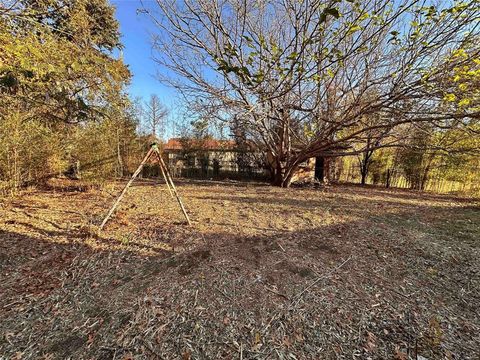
[110, 0, 182, 136]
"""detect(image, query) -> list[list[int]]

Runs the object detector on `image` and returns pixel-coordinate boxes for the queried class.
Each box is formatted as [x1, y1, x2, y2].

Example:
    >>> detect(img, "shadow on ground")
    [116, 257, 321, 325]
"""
[0, 182, 479, 359]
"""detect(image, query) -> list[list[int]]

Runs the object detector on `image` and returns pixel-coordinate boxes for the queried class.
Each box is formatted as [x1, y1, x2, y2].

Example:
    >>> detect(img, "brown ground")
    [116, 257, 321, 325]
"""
[0, 179, 479, 359]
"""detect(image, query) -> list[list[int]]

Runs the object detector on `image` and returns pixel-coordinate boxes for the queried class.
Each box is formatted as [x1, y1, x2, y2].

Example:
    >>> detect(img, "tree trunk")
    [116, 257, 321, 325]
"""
[270, 161, 297, 188]
[272, 171, 284, 187]
[360, 159, 369, 185]
[360, 151, 372, 186]
[420, 156, 434, 191]
[272, 160, 285, 186]
[117, 128, 124, 177]
[361, 170, 367, 185]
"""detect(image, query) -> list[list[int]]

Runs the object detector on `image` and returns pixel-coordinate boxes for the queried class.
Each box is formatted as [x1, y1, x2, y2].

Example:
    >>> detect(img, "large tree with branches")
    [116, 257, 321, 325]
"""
[144, 0, 480, 187]
[0, 0, 132, 190]
[0, 0, 130, 124]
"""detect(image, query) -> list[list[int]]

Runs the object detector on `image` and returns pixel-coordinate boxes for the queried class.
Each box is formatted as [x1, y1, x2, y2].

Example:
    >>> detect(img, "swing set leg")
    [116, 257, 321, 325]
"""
[99, 144, 192, 231]
[155, 150, 174, 198]
[99, 148, 153, 230]
[153, 148, 192, 225]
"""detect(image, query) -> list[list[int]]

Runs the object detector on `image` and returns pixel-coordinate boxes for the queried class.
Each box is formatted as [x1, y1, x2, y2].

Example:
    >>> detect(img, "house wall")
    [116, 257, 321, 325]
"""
[164, 148, 340, 183]
[166, 151, 238, 172]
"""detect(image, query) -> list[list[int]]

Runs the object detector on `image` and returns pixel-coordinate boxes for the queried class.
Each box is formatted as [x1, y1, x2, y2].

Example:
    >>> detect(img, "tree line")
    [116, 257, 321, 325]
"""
[0, 0, 137, 192]
[0, 1, 174, 194]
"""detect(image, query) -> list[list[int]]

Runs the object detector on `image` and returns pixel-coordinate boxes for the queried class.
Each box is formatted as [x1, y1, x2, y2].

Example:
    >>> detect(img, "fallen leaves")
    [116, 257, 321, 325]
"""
[0, 180, 479, 358]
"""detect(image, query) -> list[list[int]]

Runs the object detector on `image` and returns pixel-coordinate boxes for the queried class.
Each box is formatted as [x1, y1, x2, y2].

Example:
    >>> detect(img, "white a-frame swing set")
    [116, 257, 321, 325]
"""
[99, 143, 191, 231]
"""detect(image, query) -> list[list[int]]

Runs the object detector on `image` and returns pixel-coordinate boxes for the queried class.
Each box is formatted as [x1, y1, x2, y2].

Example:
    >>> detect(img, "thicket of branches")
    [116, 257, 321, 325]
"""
[0, 0, 142, 193]
[352, 123, 480, 191]
[145, 0, 480, 187]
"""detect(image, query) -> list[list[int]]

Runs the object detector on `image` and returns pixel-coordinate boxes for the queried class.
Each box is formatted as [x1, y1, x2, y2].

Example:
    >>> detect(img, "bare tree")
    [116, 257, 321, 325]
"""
[353, 111, 394, 185]
[143, 0, 480, 186]
[144, 94, 168, 140]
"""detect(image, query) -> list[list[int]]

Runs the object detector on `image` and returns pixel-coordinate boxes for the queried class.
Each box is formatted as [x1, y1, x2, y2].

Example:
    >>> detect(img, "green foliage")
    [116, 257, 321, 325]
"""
[0, 5, 130, 124]
[70, 115, 140, 181]
[440, 48, 480, 111]
[0, 110, 65, 193]
[397, 132, 431, 190]
[14, 0, 121, 50]
[0, 0, 137, 193]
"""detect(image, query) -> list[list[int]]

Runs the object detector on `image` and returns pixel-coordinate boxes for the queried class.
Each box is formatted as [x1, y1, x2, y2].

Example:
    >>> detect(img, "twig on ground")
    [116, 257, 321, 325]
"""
[291, 255, 352, 306]
[264, 286, 290, 301]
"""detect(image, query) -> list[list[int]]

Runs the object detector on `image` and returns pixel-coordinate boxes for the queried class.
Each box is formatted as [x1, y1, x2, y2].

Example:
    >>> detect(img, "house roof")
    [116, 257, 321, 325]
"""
[164, 138, 236, 151]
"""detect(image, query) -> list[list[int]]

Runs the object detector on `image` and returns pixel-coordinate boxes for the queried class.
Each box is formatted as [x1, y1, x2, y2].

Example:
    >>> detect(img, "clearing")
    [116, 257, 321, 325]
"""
[0, 179, 479, 359]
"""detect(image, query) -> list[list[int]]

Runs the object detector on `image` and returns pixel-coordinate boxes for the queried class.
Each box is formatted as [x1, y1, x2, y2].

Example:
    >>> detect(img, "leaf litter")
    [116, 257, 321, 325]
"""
[0, 178, 479, 359]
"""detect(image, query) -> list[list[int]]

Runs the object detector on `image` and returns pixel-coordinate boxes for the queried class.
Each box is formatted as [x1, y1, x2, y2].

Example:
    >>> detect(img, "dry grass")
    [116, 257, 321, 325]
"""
[0, 178, 479, 359]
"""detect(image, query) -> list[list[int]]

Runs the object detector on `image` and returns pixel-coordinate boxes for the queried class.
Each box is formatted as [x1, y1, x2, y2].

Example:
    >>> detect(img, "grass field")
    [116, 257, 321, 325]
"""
[1, 179, 479, 359]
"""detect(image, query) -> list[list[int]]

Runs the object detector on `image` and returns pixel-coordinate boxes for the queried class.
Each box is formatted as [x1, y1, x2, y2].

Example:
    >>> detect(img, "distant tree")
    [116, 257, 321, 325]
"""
[178, 118, 210, 172]
[144, 0, 480, 187]
[353, 112, 393, 185]
[144, 95, 168, 140]
[358, 147, 376, 186]
[231, 115, 252, 174]
[397, 124, 480, 190]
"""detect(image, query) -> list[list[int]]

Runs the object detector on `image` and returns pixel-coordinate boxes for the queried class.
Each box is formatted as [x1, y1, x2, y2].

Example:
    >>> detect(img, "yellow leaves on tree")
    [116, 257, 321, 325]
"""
[441, 48, 480, 111]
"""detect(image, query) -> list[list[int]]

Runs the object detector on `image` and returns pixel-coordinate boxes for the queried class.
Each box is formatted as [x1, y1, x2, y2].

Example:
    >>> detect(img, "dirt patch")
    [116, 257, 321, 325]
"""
[48, 335, 86, 357]
[177, 249, 212, 275]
